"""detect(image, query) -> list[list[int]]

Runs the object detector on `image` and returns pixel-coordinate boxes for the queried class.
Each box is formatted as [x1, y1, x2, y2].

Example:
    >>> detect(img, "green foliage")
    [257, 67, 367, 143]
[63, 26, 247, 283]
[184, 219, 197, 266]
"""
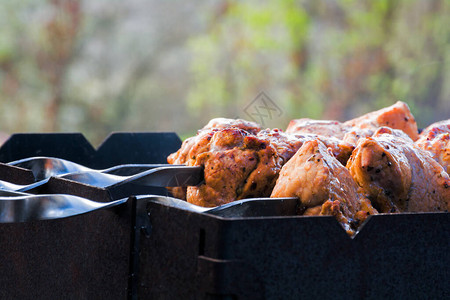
[187, 0, 449, 127]
[187, 0, 313, 126]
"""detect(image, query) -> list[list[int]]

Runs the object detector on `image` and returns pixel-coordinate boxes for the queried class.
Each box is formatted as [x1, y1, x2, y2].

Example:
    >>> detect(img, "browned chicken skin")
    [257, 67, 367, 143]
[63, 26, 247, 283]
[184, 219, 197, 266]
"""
[167, 118, 262, 200]
[168, 118, 262, 165]
[271, 140, 377, 235]
[415, 120, 450, 174]
[168, 123, 354, 207]
[347, 128, 450, 213]
[187, 128, 282, 207]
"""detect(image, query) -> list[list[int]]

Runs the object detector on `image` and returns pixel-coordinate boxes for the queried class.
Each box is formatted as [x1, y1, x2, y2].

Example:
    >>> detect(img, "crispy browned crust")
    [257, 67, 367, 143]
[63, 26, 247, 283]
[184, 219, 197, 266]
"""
[168, 118, 261, 165]
[185, 128, 283, 207]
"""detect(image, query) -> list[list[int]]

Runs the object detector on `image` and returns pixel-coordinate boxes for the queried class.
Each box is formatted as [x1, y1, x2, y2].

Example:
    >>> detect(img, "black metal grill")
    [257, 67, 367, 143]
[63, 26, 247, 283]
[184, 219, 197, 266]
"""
[0, 133, 179, 299]
[0, 133, 448, 299]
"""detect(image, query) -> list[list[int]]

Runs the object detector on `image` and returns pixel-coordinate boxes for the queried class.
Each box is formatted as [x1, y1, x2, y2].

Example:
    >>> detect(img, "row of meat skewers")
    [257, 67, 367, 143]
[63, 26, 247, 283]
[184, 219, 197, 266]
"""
[168, 101, 450, 235]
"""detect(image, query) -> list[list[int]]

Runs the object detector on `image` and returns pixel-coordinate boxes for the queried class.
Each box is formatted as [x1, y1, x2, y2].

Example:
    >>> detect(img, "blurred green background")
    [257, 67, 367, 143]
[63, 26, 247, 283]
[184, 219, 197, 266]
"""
[0, 0, 448, 145]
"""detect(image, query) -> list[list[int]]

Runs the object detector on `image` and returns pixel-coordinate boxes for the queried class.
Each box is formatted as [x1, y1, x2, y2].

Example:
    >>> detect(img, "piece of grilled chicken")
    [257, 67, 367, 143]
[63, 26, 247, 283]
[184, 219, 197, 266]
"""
[186, 128, 291, 207]
[415, 120, 450, 174]
[167, 118, 262, 200]
[271, 139, 377, 235]
[168, 120, 354, 207]
[287, 101, 419, 143]
[347, 127, 450, 213]
[168, 118, 262, 166]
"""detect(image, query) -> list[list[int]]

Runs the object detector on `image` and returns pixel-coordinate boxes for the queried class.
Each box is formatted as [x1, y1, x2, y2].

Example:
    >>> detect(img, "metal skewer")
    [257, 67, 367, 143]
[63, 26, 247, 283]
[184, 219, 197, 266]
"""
[9, 156, 168, 180]
[0, 165, 203, 192]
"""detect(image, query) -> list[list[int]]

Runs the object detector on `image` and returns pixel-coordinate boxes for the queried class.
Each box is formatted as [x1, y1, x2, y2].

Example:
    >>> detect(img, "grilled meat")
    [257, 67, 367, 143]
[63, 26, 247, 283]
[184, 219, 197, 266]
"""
[167, 118, 261, 199]
[271, 140, 377, 235]
[168, 118, 261, 165]
[269, 131, 354, 166]
[168, 123, 354, 207]
[415, 120, 450, 174]
[167, 102, 447, 231]
[347, 127, 450, 213]
[185, 128, 292, 207]
[286, 118, 373, 145]
[343, 101, 419, 141]
[287, 101, 418, 145]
